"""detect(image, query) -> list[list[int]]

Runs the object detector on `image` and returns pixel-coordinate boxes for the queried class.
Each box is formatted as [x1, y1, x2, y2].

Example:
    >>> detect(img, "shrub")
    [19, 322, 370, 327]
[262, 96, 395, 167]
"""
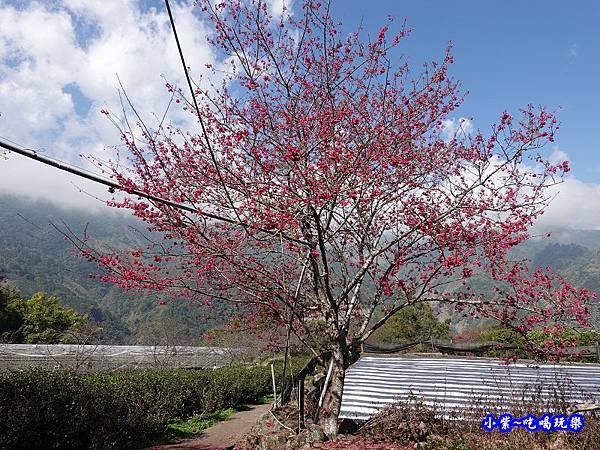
[0, 355, 308, 449]
[353, 379, 600, 450]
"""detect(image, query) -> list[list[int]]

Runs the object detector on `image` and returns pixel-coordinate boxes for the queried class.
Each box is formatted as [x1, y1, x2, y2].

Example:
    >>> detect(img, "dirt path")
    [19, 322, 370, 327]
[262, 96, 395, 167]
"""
[151, 403, 271, 450]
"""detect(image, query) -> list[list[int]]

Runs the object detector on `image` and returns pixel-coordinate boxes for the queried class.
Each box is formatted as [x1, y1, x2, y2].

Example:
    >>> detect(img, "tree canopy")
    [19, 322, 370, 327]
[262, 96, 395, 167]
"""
[0, 285, 86, 343]
[68, 0, 595, 435]
[372, 303, 450, 344]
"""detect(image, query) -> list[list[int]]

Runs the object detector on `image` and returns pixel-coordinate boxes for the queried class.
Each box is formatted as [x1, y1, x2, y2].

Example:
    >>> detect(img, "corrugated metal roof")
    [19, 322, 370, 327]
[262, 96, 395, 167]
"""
[339, 355, 600, 421]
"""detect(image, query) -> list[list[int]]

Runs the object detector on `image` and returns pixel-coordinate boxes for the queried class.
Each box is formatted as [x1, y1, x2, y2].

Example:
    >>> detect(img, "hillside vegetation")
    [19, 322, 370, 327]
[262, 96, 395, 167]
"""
[0, 194, 232, 344]
[1, 193, 599, 343]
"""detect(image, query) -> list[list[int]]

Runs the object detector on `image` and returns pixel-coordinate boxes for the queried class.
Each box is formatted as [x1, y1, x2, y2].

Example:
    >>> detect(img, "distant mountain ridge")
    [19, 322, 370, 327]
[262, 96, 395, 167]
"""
[1, 193, 599, 343]
[0, 194, 230, 345]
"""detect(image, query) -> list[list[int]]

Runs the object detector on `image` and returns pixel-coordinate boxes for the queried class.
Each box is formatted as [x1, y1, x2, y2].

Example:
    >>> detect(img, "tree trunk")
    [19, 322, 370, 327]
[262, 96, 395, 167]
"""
[320, 346, 347, 438]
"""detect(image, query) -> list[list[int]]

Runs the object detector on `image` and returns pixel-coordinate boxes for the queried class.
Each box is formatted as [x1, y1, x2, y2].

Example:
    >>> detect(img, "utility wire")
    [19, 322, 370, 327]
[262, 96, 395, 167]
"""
[0, 137, 309, 245]
[164, 0, 205, 134]
[164, 0, 245, 228]
[0, 137, 196, 213]
[0, 3, 210, 219]
[0, 2, 308, 245]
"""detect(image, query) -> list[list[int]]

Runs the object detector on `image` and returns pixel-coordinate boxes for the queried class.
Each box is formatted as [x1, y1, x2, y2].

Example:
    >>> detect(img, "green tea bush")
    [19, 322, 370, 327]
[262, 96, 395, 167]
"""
[0, 356, 308, 450]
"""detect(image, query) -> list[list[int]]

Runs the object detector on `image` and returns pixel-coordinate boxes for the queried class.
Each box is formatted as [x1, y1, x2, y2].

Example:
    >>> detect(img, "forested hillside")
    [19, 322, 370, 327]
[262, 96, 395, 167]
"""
[445, 236, 600, 332]
[1, 193, 599, 343]
[0, 194, 231, 344]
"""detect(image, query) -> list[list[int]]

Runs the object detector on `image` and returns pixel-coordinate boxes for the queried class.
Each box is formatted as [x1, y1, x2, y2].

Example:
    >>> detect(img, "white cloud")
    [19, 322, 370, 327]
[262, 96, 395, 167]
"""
[528, 148, 600, 231]
[267, 0, 293, 17]
[548, 147, 569, 165]
[0, 2, 82, 143]
[0, 0, 218, 209]
[0, 152, 112, 211]
[569, 43, 579, 59]
[535, 177, 600, 230]
[1, 1, 600, 234]
[440, 117, 473, 141]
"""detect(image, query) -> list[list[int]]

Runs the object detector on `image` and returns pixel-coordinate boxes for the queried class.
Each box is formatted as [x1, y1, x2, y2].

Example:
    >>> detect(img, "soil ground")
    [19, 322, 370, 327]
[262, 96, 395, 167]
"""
[150, 403, 272, 450]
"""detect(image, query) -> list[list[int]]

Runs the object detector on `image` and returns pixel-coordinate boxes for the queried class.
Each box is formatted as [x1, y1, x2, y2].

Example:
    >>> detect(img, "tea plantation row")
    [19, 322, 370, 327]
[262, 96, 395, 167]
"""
[0, 358, 307, 449]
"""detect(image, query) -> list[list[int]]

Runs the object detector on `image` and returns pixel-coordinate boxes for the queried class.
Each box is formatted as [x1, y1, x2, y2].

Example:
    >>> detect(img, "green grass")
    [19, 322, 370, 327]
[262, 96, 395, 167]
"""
[164, 392, 276, 440]
[158, 386, 276, 443]
[257, 393, 275, 404]
[164, 408, 238, 440]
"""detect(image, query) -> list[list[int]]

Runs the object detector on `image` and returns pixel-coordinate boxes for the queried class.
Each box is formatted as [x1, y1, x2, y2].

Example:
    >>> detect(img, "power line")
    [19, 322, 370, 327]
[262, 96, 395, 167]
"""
[0, 137, 196, 213]
[0, 137, 309, 245]
[0, 3, 205, 217]
[164, 0, 205, 131]
[0, 2, 308, 245]
[163, 0, 243, 227]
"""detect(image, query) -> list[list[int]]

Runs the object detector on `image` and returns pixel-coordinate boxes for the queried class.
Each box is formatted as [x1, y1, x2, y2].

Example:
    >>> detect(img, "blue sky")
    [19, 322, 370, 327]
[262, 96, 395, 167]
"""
[0, 0, 599, 228]
[332, 1, 600, 182]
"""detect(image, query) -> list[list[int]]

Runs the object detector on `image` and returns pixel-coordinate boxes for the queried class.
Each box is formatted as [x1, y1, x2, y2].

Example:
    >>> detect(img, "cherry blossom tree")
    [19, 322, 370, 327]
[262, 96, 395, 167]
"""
[77, 0, 594, 436]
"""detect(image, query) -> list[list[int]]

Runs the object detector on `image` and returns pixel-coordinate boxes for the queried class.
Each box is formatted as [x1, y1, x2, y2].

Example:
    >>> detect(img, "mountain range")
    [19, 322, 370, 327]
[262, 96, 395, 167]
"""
[1, 193, 599, 344]
[0, 194, 231, 344]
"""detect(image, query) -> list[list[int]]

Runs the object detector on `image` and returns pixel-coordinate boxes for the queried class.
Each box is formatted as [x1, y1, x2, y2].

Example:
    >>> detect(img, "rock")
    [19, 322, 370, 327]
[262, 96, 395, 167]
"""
[294, 424, 326, 448]
[245, 424, 327, 450]
[258, 432, 290, 450]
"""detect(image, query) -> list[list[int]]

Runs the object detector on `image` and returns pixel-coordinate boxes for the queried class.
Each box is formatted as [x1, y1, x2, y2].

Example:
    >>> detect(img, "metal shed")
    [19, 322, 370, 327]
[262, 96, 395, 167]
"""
[339, 355, 600, 421]
[0, 344, 239, 371]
